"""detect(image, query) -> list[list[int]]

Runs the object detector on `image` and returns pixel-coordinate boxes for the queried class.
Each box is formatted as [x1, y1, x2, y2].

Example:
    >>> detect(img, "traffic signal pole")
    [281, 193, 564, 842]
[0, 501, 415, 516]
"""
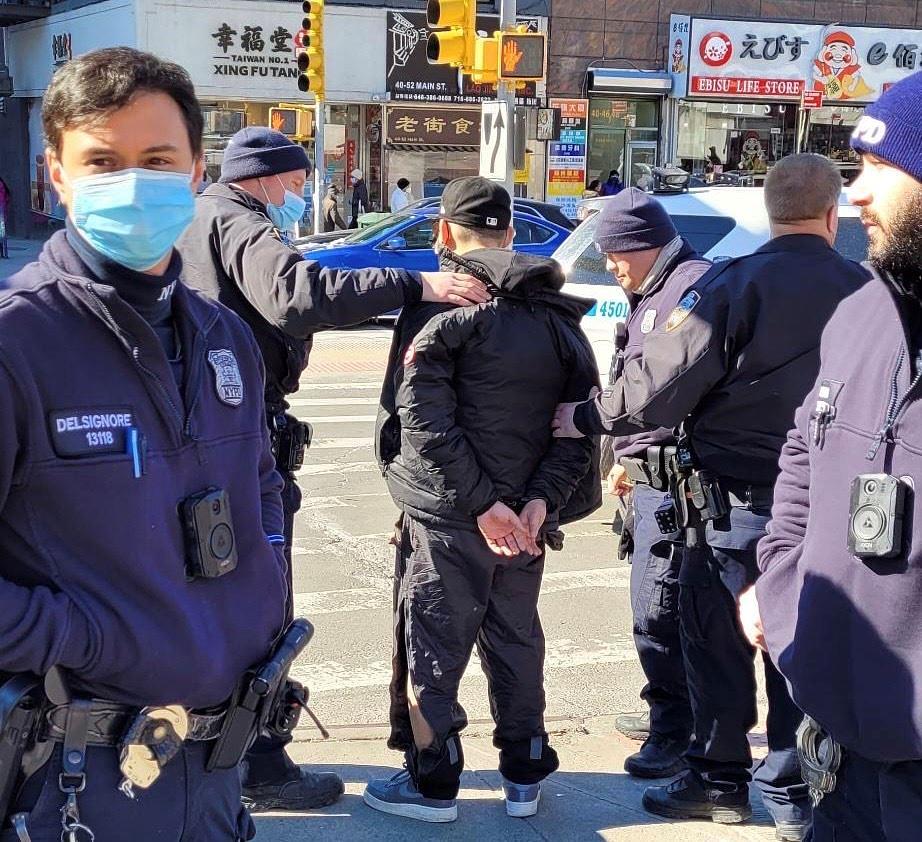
[313, 97, 325, 235]
[497, 0, 516, 198]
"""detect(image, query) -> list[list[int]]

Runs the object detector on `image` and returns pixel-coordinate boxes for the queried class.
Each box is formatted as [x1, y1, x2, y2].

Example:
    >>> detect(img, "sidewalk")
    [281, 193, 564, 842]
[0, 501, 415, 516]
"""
[254, 718, 779, 841]
[0, 237, 44, 279]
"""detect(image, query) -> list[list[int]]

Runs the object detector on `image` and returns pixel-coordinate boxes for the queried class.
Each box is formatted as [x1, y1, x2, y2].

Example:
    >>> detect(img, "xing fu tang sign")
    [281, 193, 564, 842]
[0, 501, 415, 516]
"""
[671, 15, 922, 103]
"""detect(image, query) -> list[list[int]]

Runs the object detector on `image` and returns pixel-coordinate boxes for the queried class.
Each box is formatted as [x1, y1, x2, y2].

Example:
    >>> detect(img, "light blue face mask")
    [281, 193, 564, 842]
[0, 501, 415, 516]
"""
[264, 176, 307, 231]
[68, 167, 197, 271]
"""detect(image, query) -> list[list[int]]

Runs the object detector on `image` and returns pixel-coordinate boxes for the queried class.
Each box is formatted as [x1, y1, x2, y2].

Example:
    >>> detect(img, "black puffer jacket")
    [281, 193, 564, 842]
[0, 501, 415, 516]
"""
[376, 248, 602, 529]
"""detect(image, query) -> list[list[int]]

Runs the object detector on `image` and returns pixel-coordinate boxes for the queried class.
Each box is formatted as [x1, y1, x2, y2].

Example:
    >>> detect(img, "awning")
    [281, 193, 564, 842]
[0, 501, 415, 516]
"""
[589, 69, 672, 95]
[385, 143, 479, 153]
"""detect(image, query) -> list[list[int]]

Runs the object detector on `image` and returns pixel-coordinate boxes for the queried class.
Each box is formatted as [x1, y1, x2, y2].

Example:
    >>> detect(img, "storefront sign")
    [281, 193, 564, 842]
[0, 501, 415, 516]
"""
[669, 15, 691, 98]
[386, 106, 481, 146]
[545, 98, 588, 220]
[677, 16, 922, 103]
[386, 11, 540, 106]
[51, 32, 73, 67]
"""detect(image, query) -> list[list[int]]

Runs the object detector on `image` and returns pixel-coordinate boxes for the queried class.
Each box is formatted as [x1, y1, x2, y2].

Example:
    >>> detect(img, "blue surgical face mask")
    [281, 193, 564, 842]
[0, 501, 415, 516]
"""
[67, 167, 197, 271]
[263, 176, 306, 231]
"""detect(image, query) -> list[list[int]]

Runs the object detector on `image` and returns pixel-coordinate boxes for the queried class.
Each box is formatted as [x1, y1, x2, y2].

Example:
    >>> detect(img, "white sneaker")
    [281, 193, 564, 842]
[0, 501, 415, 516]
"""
[502, 778, 541, 817]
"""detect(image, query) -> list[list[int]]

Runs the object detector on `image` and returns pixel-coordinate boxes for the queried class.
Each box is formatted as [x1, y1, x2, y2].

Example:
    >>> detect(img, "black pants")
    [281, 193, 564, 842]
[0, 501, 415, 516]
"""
[629, 483, 691, 742]
[809, 753, 922, 842]
[244, 470, 301, 786]
[1, 743, 253, 841]
[680, 505, 809, 825]
[389, 515, 559, 799]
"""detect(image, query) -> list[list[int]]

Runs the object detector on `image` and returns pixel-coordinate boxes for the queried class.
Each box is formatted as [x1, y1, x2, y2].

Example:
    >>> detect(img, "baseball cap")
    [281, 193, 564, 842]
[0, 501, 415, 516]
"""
[438, 176, 512, 231]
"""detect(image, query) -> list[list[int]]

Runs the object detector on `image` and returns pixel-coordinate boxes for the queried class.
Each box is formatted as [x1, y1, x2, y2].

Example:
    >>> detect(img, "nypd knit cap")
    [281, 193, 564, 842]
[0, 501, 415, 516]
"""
[850, 70, 922, 182]
[593, 188, 678, 254]
[219, 127, 311, 183]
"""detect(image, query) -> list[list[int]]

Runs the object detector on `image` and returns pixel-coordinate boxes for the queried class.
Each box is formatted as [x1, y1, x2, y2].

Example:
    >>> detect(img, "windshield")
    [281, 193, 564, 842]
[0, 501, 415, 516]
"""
[340, 213, 416, 244]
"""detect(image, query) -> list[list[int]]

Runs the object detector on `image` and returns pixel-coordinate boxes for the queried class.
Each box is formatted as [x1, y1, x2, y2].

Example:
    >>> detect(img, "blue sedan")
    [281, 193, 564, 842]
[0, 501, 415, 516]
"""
[296, 208, 571, 272]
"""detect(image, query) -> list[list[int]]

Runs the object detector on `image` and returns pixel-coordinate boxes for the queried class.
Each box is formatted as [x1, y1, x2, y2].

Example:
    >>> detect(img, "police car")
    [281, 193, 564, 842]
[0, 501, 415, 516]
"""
[554, 186, 867, 368]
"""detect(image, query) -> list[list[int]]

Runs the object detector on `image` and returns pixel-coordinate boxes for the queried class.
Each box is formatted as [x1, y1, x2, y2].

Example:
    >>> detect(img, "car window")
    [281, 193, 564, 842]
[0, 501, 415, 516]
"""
[399, 219, 437, 250]
[834, 217, 868, 262]
[670, 214, 735, 254]
[342, 214, 413, 244]
[514, 219, 555, 246]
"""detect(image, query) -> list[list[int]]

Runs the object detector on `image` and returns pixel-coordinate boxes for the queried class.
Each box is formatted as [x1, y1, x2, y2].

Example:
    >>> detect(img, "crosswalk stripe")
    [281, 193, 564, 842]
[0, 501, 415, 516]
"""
[309, 415, 377, 424]
[293, 634, 637, 693]
[299, 382, 382, 392]
[292, 566, 629, 617]
[297, 461, 380, 476]
[291, 397, 379, 407]
[311, 437, 373, 450]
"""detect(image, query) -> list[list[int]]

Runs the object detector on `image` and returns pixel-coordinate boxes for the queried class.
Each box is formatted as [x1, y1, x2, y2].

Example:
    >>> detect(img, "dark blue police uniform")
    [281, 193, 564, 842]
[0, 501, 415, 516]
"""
[606, 240, 709, 753]
[575, 234, 869, 834]
[0, 230, 288, 840]
[758, 267, 922, 842]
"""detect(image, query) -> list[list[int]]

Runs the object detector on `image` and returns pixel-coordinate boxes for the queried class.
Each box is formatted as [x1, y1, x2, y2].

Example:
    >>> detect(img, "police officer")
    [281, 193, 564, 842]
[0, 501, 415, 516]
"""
[553, 154, 869, 840]
[177, 130, 487, 809]
[750, 72, 922, 842]
[0, 48, 284, 840]
[592, 190, 710, 778]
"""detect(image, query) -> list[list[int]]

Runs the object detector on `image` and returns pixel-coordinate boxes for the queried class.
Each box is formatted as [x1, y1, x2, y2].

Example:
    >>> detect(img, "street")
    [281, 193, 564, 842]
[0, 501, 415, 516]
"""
[256, 325, 777, 841]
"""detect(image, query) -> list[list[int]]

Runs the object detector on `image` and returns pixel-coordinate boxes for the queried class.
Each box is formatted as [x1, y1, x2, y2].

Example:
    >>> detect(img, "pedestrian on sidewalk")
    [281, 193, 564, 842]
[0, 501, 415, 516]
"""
[591, 189, 712, 778]
[751, 70, 922, 842]
[368, 176, 602, 823]
[553, 154, 870, 841]
[390, 178, 412, 212]
[178, 128, 489, 813]
[322, 183, 346, 232]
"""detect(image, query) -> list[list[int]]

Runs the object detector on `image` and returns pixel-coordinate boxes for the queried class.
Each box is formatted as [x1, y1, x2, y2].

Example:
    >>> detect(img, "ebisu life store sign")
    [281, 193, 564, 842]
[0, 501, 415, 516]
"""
[669, 15, 922, 102]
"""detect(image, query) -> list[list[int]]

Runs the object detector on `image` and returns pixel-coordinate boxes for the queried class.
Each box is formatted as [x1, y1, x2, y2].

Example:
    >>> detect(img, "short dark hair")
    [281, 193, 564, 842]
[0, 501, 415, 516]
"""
[397, 178, 410, 190]
[43, 47, 204, 156]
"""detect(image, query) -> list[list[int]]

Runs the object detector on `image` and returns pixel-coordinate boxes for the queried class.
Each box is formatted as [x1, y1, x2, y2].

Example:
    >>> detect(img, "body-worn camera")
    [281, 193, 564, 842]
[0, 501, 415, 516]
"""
[848, 473, 908, 559]
[180, 488, 238, 580]
[271, 415, 312, 472]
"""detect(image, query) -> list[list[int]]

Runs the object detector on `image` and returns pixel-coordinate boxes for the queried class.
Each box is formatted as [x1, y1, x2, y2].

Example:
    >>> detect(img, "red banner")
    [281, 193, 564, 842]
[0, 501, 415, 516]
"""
[801, 90, 824, 109]
[690, 76, 805, 98]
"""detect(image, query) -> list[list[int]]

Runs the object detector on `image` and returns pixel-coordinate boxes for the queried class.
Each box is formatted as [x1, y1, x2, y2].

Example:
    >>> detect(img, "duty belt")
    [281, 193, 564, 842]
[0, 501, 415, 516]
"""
[40, 701, 226, 746]
[722, 481, 774, 510]
[619, 445, 675, 492]
[269, 412, 312, 472]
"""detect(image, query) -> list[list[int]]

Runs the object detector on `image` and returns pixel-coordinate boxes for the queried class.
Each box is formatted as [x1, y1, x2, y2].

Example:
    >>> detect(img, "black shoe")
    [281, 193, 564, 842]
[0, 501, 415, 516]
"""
[243, 768, 345, 812]
[642, 770, 752, 824]
[624, 734, 686, 779]
[775, 820, 811, 841]
[614, 711, 650, 741]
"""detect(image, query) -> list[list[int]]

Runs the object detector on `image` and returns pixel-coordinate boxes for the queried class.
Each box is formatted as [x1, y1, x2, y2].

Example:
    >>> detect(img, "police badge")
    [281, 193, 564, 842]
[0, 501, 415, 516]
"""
[207, 350, 244, 407]
[640, 309, 657, 334]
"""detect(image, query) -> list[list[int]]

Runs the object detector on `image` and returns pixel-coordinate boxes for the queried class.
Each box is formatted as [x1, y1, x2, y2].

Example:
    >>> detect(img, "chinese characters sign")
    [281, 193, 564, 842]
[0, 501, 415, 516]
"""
[386, 107, 481, 146]
[678, 16, 922, 102]
[210, 21, 297, 80]
[386, 11, 540, 106]
[545, 99, 588, 220]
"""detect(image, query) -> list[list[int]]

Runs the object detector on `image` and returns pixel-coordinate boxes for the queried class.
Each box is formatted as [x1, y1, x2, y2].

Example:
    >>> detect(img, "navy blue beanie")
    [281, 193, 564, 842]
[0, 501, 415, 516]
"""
[593, 187, 678, 254]
[851, 70, 922, 183]
[219, 127, 311, 184]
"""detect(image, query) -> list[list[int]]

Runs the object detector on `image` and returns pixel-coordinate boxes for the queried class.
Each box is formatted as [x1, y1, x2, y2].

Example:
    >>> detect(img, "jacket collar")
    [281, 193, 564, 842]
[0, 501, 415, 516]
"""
[203, 182, 269, 215]
[755, 233, 833, 256]
[635, 239, 702, 303]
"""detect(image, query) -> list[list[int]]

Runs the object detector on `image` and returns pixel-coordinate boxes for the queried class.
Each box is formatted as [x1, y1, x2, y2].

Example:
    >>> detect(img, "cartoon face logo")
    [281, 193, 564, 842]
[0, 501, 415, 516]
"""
[821, 34, 857, 68]
[699, 32, 732, 67]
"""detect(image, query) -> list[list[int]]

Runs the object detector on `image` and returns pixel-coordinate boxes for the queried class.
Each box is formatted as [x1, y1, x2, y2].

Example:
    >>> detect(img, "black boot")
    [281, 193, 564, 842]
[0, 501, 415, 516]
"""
[624, 734, 686, 779]
[243, 768, 345, 812]
[642, 769, 752, 824]
[614, 710, 650, 741]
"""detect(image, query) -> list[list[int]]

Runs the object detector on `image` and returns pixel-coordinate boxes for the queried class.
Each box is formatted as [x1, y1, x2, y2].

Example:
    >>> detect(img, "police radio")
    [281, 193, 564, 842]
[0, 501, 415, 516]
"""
[847, 474, 908, 559]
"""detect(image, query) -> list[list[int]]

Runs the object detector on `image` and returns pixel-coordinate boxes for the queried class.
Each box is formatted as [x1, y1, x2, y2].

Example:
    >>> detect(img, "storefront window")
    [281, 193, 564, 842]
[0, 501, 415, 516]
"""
[805, 105, 862, 183]
[587, 98, 660, 189]
[676, 101, 796, 180]
[385, 149, 479, 204]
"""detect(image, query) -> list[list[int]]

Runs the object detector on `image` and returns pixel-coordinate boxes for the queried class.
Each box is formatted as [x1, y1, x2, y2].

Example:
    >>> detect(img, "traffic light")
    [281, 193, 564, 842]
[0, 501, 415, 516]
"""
[426, 0, 475, 69]
[497, 31, 546, 81]
[297, 0, 324, 97]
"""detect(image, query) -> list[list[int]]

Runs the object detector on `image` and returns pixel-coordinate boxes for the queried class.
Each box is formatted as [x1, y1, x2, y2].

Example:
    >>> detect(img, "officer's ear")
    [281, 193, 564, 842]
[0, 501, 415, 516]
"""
[191, 155, 206, 194]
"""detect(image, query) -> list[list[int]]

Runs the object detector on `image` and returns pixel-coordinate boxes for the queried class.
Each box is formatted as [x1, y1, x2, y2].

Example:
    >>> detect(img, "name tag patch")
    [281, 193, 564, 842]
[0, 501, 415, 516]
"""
[49, 407, 135, 458]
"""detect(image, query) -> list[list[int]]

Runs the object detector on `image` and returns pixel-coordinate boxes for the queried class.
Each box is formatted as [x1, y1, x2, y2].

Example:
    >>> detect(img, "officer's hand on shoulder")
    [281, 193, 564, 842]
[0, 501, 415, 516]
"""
[420, 272, 491, 307]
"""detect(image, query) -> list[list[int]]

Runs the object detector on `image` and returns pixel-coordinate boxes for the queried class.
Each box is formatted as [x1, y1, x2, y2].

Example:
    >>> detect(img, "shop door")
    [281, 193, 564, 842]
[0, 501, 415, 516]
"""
[626, 142, 657, 191]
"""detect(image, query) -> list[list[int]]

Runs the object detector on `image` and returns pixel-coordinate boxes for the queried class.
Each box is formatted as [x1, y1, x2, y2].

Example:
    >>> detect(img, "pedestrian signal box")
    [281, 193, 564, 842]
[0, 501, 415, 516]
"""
[498, 32, 546, 81]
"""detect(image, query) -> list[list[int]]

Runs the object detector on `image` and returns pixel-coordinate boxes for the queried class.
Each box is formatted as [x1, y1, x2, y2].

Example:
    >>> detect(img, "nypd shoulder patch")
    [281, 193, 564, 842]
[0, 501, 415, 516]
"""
[207, 349, 244, 407]
[665, 291, 701, 332]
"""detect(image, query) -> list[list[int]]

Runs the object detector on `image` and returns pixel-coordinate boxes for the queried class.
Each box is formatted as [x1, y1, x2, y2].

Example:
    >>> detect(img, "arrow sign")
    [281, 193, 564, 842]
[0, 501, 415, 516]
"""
[479, 101, 509, 182]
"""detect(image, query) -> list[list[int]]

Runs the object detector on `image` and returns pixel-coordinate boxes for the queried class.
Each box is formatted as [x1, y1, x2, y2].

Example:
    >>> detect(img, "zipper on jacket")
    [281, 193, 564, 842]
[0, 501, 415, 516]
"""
[867, 348, 922, 459]
[87, 284, 186, 443]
